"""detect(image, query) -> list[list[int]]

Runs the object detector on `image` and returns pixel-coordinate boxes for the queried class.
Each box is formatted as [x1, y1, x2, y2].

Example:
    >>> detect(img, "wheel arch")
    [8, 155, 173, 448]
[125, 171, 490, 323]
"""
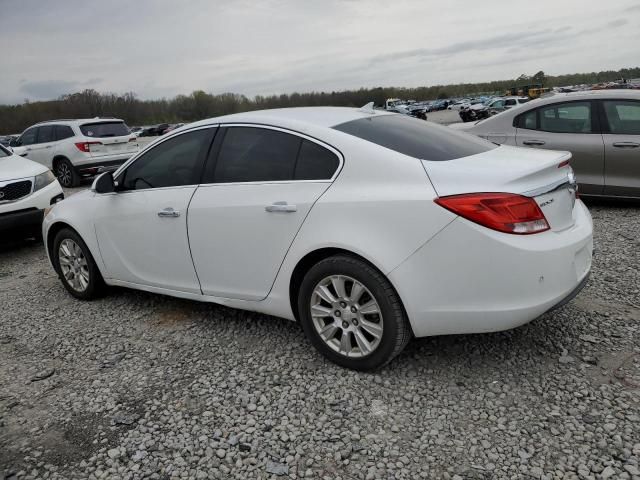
[288, 247, 410, 330]
[46, 221, 104, 279]
[51, 155, 70, 170]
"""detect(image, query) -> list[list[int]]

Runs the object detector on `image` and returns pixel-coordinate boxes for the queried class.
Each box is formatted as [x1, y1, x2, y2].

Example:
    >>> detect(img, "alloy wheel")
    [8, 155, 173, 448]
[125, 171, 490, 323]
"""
[58, 238, 90, 292]
[56, 162, 72, 187]
[310, 275, 383, 358]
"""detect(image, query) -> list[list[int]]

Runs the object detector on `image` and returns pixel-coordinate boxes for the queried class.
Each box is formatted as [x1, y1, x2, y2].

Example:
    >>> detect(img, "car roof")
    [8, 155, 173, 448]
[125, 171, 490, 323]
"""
[31, 118, 125, 127]
[183, 107, 396, 132]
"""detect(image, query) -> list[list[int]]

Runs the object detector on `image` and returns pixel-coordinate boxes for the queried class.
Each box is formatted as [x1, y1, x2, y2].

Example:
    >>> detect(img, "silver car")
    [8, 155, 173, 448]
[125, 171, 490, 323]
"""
[450, 90, 640, 198]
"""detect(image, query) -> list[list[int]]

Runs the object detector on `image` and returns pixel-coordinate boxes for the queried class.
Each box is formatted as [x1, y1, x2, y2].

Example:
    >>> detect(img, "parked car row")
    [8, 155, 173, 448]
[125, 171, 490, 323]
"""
[135, 123, 185, 137]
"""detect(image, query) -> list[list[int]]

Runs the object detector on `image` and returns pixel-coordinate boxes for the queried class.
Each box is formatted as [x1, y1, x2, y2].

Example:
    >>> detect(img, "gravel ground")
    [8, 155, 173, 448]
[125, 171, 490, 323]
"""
[1, 198, 639, 480]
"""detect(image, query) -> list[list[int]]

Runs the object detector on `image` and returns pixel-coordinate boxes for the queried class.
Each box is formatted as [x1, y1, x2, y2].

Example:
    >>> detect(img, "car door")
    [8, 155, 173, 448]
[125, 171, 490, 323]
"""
[92, 127, 216, 293]
[26, 125, 57, 168]
[600, 99, 640, 197]
[514, 100, 605, 195]
[188, 125, 341, 301]
[13, 127, 38, 159]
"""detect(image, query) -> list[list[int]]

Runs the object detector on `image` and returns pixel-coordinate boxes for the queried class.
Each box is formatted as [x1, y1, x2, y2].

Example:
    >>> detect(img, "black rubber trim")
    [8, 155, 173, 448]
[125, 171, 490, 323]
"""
[0, 207, 43, 233]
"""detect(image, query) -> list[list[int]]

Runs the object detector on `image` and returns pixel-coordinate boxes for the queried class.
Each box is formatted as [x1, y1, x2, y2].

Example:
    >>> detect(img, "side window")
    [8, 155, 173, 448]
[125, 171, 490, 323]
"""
[603, 100, 640, 135]
[539, 102, 591, 133]
[517, 110, 538, 130]
[37, 125, 55, 143]
[119, 129, 211, 190]
[505, 99, 516, 106]
[20, 128, 38, 146]
[491, 100, 504, 108]
[55, 125, 75, 141]
[212, 127, 301, 183]
[294, 140, 339, 180]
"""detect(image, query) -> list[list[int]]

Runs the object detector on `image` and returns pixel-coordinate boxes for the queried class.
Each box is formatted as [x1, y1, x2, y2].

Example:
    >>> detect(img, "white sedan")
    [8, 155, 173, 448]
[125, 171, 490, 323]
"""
[43, 107, 593, 370]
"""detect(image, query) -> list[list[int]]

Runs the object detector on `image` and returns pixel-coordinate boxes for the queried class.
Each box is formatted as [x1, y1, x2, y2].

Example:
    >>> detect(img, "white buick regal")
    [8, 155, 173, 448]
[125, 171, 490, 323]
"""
[43, 107, 593, 370]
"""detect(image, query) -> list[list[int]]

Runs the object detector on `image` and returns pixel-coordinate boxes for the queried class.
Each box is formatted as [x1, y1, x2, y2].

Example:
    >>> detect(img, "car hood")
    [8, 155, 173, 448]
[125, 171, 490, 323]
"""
[0, 153, 48, 181]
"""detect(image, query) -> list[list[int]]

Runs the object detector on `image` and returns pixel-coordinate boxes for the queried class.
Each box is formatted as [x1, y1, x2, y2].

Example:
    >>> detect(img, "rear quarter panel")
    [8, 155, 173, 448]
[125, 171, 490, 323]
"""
[268, 129, 456, 316]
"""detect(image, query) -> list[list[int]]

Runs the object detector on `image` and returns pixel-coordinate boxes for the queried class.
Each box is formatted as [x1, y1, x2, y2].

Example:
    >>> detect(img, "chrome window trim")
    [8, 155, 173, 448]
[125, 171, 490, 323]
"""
[108, 122, 345, 194]
[202, 122, 344, 186]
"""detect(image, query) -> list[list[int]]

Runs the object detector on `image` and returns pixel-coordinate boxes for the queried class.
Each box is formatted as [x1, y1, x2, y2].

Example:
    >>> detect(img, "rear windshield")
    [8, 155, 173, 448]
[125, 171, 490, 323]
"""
[80, 121, 130, 138]
[333, 114, 496, 161]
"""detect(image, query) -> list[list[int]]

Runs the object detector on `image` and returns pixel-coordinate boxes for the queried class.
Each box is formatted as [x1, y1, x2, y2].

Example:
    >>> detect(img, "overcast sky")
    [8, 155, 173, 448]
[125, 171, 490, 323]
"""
[1, 0, 639, 105]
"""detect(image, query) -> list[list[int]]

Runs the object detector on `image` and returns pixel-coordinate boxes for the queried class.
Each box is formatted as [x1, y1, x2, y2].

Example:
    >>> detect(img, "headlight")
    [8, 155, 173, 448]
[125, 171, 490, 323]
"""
[33, 170, 56, 192]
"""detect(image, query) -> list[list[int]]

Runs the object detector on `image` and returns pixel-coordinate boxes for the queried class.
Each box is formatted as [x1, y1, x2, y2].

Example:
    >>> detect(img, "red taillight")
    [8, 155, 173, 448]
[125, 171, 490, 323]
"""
[435, 193, 550, 235]
[74, 141, 101, 153]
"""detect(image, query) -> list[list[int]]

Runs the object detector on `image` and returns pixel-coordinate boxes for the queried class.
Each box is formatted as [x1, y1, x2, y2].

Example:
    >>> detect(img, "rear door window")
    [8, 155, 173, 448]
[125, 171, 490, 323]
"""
[37, 125, 55, 143]
[55, 125, 75, 141]
[602, 100, 640, 134]
[333, 114, 496, 161]
[80, 121, 130, 138]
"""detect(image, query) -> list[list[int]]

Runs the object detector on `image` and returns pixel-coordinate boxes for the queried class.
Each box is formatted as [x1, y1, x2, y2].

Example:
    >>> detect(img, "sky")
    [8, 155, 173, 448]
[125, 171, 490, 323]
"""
[1, 0, 639, 105]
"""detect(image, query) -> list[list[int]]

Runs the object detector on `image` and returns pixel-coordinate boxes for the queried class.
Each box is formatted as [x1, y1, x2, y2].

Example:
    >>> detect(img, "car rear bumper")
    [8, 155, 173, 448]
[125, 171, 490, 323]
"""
[75, 158, 130, 176]
[389, 200, 593, 337]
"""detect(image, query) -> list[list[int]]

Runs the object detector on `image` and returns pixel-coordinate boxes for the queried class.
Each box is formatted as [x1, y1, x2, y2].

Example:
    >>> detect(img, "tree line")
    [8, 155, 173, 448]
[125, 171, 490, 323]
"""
[1, 67, 639, 135]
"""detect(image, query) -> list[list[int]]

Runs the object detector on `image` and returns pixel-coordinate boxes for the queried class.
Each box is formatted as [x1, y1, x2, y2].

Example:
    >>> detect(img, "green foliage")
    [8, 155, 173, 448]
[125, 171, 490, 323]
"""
[1, 67, 639, 134]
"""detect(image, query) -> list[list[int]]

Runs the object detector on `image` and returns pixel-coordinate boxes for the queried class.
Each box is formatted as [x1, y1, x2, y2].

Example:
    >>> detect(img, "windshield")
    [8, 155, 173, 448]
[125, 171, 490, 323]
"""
[80, 121, 130, 138]
[333, 114, 496, 161]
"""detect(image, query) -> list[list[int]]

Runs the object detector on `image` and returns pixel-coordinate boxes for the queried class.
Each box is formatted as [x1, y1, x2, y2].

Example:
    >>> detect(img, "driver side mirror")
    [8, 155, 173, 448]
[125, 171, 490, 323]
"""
[9, 138, 20, 147]
[92, 172, 115, 194]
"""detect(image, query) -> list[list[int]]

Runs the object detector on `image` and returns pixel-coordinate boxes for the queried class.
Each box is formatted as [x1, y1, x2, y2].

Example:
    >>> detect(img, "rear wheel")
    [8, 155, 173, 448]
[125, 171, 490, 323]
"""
[52, 228, 105, 299]
[298, 255, 411, 371]
[54, 158, 80, 188]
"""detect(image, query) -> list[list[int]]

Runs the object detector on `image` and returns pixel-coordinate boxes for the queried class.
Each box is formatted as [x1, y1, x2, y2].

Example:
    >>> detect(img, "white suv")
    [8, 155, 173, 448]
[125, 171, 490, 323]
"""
[0, 144, 64, 239]
[11, 118, 139, 187]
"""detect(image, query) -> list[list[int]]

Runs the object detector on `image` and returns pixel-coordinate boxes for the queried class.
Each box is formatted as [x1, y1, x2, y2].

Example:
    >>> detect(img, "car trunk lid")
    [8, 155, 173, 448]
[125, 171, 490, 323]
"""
[423, 145, 577, 232]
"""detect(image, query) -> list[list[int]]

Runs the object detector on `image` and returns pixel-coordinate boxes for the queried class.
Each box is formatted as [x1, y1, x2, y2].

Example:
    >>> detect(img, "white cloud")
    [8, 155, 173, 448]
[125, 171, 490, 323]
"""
[0, 0, 638, 104]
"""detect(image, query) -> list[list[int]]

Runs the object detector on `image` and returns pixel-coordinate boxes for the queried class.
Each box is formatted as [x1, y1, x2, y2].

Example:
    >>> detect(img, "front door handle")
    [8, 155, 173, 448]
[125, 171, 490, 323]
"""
[613, 142, 640, 148]
[157, 207, 180, 218]
[523, 140, 546, 146]
[265, 201, 297, 213]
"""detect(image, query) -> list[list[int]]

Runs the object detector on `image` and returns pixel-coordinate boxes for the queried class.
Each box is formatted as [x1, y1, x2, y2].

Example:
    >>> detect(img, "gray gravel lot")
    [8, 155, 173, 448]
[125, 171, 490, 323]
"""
[1, 194, 639, 480]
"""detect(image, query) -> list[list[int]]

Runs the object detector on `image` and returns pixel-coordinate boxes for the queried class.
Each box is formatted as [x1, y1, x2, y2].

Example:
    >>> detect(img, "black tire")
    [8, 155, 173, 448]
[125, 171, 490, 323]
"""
[52, 228, 105, 300]
[298, 255, 412, 371]
[54, 158, 80, 188]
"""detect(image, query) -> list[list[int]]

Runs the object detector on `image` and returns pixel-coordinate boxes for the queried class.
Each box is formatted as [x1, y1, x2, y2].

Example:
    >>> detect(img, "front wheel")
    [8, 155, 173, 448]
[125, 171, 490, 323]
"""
[52, 228, 105, 299]
[298, 255, 412, 371]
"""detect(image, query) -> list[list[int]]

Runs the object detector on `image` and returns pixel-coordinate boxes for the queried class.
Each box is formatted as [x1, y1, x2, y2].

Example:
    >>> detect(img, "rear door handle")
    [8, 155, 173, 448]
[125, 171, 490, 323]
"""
[157, 207, 180, 218]
[523, 140, 546, 146]
[613, 142, 640, 148]
[265, 201, 297, 213]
